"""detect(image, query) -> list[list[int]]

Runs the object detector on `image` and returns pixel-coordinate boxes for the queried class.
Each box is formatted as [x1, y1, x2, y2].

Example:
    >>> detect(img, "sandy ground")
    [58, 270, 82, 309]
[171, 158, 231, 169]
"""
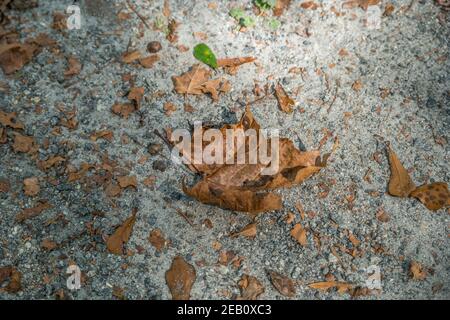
[0, 0, 449, 299]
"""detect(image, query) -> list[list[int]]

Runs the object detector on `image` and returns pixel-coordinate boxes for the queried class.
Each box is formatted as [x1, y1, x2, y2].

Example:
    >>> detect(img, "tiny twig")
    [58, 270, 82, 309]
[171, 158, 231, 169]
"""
[126, 0, 151, 29]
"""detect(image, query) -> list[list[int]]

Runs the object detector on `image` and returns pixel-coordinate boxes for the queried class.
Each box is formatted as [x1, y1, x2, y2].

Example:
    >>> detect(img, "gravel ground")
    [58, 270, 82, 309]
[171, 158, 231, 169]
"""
[0, 0, 449, 300]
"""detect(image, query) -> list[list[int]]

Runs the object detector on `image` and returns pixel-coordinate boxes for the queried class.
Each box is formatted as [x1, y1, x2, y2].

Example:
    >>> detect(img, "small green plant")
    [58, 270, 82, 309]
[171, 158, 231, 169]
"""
[193, 43, 218, 69]
[229, 8, 256, 29]
[267, 18, 281, 30]
[254, 0, 276, 11]
[154, 16, 169, 35]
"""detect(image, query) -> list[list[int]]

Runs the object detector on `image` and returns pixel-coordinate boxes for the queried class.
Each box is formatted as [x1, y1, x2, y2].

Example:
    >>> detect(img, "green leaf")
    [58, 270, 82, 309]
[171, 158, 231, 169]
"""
[255, 0, 276, 10]
[193, 43, 218, 69]
[229, 8, 245, 20]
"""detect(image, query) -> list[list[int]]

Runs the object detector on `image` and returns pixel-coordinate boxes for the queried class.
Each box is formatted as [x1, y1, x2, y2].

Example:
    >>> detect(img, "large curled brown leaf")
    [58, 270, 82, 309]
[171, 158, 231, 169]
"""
[165, 256, 196, 300]
[106, 209, 137, 255]
[172, 64, 230, 101]
[179, 107, 327, 214]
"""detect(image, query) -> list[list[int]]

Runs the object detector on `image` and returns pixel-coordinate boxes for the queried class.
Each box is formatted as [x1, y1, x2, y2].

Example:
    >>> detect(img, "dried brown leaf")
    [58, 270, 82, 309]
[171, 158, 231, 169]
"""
[106, 209, 137, 255]
[23, 177, 40, 196]
[230, 222, 257, 238]
[0, 110, 24, 129]
[267, 270, 296, 297]
[410, 182, 450, 211]
[290, 223, 307, 246]
[237, 274, 265, 300]
[274, 83, 295, 113]
[409, 261, 427, 280]
[165, 256, 196, 300]
[387, 145, 416, 197]
[16, 201, 52, 222]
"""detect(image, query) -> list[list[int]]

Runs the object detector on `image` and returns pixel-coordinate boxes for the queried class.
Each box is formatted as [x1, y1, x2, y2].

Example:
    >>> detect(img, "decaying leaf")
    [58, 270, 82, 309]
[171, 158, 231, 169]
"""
[165, 256, 196, 300]
[117, 175, 138, 189]
[290, 223, 307, 246]
[23, 177, 40, 196]
[41, 238, 58, 251]
[308, 281, 352, 294]
[387, 145, 416, 197]
[12, 133, 36, 153]
[180, 107, 327, 214]
[274, 82, 295, 113]
[90, 130, 114, 142]
[0, 111, 24, 129]
[230, 222, 257, 238]
[106, 209, 137, 255]
[139, 54, 159, 68]
[343, 0, 380, 11]
[64, 56, 82, 77]
[149, 228, 166, 251]
[0, 42, 37, 74]
[267, 270, 296, 297]
[409, 261, 427, 280]
[217, 56, 256, 75]
[0, 266, 22, 293]
[172, 64, 231, 101]
[16, 201, 52, 222]
[273, 0, 291, 16]
[409, 183, 450, 211]
[0, 179, 9, 193]
[237, 274, 265, 300]
[128, 87, 144, 110]
[111, 103, 135, 119]
[121, 50, 141, 64]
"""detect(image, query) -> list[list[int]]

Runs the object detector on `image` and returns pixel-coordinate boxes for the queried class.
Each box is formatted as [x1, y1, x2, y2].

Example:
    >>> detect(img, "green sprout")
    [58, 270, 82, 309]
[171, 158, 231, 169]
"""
[254, 0, 276, 11]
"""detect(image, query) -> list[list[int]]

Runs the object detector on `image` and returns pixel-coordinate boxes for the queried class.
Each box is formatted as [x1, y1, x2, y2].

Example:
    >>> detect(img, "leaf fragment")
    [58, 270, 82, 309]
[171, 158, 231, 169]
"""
[106, 209, 137, 255]
[230, 222, 257, 238]
[290, 223, 307, 246]
[165, 256, 196, 300]
[237, 274, 265, 300]
[409, 182, 450, 211]
[274, 82, 295, 113]
[387, 145, 416, 197]
[267, 270, 296, 297]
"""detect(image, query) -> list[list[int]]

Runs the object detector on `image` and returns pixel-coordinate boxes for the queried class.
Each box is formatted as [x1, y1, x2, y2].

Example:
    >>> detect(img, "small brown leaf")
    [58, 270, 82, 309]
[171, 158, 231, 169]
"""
[409, 182, 450, 211]
[64, 56, 82, 77]
[172, 64, 229, 101]
[237, 274, 265, 300]
[139, 54, 159, 68]
[308, 281, 352, 294]
[230, 222, 257, 238]
[0, 179, 9, 193]
[0, 110, 24, 129]
[0, 266, 22, 293]
[267, 270, 296, 297]
[23, 177, 40, 196]
[128, 87, 144, 110]
[16, 201, 52, 222]
[90, 130, 114, 142]
[12, 133, 35, 153]
[376, 207, 390, 222]
[117, 175, 138, 189]
[352, 80, 363, 91]
[41, 238, 58, 251]
[121, 50, 141, 64]
[290, 223, 307, 246]
[409, 261, 427, 280]
[387, 145, 416, 197]
[165, 256, 196, 300]
[106, 209, 137, 255]
[0, 42, 37, 74]
[111, 103, 135, 118]
[163, 102, 177, 116]
[149, 228, 166, 251]
[274, 0, 292, 15]
[274, 83, 295, 113]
